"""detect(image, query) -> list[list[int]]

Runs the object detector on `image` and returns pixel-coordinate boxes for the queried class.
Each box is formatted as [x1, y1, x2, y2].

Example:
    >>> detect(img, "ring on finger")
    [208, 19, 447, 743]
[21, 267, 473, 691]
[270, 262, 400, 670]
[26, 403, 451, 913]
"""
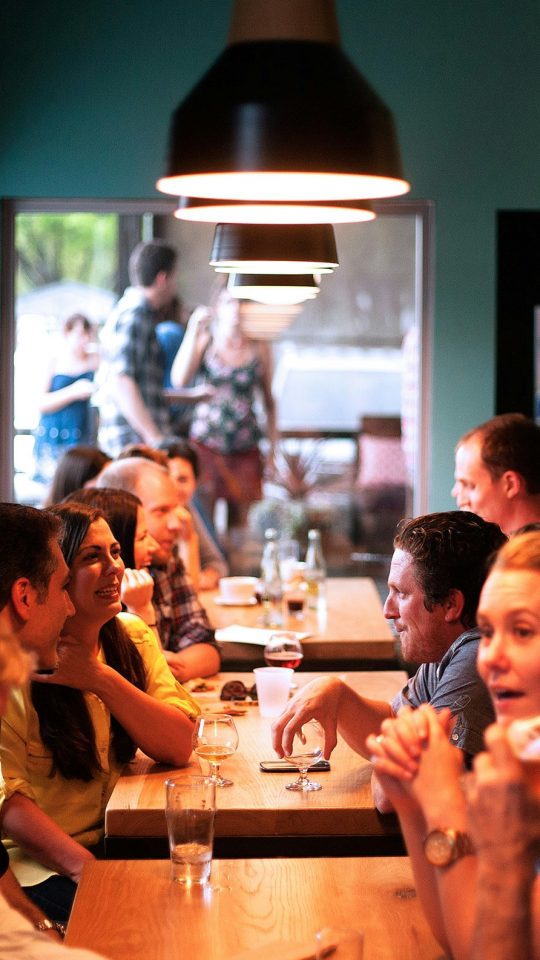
[375, 734, 385, 744]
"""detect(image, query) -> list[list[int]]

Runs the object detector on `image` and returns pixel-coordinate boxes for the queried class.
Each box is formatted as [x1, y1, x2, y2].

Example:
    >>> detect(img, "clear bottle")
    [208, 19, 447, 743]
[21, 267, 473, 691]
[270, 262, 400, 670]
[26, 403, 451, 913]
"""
[304, 528, 326, 609]
[260, 528, 283, 628]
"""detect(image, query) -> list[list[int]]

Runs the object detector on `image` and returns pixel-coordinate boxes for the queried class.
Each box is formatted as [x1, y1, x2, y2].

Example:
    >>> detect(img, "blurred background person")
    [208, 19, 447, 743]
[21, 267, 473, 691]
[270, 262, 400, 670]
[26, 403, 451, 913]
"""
[116, 444, 201, 588]
[34, 314, 99, 482]
[171, 286, 276, 530]
[158, 438, 228, 590]
[452, 413, 540, 534]
[96, 456, 219, 680]
[97, 241, 179, 456]
[46, 446, 111, 506]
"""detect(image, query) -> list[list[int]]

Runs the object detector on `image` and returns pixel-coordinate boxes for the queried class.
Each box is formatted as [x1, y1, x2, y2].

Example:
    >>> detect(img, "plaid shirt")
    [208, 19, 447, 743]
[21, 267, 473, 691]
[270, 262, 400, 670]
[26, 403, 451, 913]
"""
[151, 553, 218, 655]
[97, 287, 172, 456]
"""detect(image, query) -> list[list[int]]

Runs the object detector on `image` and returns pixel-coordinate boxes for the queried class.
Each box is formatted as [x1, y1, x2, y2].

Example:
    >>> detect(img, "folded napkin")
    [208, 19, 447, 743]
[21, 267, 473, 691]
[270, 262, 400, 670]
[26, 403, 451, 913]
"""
[214, 625, 311, 646]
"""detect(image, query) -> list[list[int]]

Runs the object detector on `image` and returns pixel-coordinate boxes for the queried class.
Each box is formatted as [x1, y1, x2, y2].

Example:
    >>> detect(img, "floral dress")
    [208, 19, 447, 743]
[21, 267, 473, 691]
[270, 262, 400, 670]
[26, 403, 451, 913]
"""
[190, 351, 264, 454]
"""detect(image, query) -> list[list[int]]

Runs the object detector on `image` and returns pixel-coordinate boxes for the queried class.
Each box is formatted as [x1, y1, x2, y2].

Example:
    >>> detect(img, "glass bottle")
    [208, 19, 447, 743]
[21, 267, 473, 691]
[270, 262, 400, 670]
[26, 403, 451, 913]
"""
[304, 528, 326, 609]
[260, 528, 283, 628]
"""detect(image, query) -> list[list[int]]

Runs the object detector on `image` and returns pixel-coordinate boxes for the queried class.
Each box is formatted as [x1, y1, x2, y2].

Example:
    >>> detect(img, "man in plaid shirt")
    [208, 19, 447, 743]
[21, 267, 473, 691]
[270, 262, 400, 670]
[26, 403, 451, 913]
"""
[98, 241, 178, 457]
[97, 457, 220, 682]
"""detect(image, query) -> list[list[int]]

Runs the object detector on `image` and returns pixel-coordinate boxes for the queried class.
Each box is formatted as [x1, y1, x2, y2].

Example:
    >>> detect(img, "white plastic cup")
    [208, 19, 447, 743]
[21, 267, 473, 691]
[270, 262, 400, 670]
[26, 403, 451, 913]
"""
[253, 666, 293, 718]
[165, 777, 216, 885]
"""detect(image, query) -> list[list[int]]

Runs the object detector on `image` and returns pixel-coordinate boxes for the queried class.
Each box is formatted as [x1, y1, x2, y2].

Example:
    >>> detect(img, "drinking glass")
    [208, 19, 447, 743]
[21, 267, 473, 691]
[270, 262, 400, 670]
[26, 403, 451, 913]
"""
[193, 714, 239, 788]
[165, 776, 216, 886]
[284, 719, 325, 791]
[284, 584, 307, 621]
[278, 539, 300, 583]
[263, 631, 304, 670]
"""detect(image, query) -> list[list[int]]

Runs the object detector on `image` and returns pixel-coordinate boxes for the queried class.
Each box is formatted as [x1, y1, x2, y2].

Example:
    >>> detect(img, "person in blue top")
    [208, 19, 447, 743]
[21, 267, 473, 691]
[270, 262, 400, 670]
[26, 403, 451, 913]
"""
[34, 314, 99, 482]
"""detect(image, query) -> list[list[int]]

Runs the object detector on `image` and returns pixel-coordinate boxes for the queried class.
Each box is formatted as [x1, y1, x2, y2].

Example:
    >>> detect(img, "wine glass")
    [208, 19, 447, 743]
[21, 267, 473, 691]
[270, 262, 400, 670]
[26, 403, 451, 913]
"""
[284, 719, 325, 792]
[193, 714, 239, 788]
[263, 631, 304, 670]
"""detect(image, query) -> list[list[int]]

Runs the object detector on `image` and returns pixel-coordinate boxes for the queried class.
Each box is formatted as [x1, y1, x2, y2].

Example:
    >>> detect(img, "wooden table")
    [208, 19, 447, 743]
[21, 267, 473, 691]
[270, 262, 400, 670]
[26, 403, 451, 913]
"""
[202, 577, 397, 667]
[105, 671, 407, 858]
[66, 857, 444, 960]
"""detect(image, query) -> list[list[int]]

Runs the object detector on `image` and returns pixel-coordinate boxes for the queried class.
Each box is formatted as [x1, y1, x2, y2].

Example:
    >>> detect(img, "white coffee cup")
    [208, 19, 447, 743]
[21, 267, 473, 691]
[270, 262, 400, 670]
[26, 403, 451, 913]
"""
[218, 576, 258, 603]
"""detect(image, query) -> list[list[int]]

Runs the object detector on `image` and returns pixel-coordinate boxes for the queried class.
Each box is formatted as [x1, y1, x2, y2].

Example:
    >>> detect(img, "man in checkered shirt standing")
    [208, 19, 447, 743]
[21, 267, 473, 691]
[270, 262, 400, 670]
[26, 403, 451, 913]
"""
[98, 241, 178, 457]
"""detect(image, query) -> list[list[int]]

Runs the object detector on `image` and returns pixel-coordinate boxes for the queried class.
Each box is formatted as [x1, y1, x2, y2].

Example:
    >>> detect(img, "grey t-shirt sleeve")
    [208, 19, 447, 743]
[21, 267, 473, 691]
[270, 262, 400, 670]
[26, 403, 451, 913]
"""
[391, 634, 495, 758]
[392, 662, 435, 713]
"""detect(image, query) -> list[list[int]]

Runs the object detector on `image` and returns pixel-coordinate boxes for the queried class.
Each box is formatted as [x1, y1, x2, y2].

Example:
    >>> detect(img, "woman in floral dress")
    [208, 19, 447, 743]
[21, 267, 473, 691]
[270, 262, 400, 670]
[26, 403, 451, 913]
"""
[171, 288, 276, 528]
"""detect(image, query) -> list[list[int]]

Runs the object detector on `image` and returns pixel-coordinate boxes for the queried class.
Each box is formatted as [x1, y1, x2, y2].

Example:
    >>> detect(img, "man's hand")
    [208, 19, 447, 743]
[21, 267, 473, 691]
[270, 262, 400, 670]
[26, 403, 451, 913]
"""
[199, 567, 221, 590]
[32, 635, 105, 692]
[271, 676, 344, 760]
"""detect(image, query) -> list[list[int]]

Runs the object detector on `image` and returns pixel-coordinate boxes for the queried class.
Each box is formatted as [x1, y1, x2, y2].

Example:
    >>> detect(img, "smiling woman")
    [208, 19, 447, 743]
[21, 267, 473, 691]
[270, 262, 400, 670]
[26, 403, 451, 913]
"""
[0, 500, 200, 924]
[64, 486, 160, 633]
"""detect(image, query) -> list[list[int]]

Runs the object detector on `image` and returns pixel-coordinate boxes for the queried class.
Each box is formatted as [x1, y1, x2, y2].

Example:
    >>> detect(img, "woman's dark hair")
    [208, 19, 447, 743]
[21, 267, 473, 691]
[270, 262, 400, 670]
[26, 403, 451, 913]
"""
[31, 501, 147, 781]
[47, 445, 111, 506]
[63, 487, 142, 569]
[157, 437, 200, 479]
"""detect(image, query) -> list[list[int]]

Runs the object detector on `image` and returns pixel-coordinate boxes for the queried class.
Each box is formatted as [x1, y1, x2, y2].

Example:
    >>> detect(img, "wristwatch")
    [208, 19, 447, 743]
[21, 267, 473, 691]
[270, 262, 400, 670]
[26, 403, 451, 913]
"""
[35, 918, 66, 938]
[423, 828, 475, 867]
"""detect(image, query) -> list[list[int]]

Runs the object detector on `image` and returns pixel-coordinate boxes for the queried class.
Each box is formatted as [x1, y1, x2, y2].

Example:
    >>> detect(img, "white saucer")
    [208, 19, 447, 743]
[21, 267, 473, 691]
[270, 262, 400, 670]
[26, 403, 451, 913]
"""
[214, 596, 258, 607]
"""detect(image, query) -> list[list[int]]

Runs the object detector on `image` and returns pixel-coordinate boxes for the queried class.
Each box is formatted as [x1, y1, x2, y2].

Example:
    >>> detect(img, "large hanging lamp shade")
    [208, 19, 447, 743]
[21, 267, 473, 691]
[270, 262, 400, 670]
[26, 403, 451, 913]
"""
[174, 196, 376, 225]
[157, 0, 409, 204]
[210, 223, 339, 275]
[228, 272, 320, 305]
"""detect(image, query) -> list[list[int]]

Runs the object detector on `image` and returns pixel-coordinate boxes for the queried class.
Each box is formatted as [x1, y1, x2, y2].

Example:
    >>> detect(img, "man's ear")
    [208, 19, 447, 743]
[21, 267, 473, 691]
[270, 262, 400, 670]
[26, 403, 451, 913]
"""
[443, 587, 465, 624]
[154, 270, 168, 289]
[501, 470, 524, 501]
[10, 578, 36, 623]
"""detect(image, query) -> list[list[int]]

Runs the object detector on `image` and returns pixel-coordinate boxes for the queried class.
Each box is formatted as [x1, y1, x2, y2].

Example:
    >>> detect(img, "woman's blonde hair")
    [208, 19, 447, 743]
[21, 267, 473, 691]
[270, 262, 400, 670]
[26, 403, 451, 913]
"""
[490, 530, 540, 575]
[0, 633, 32, 690]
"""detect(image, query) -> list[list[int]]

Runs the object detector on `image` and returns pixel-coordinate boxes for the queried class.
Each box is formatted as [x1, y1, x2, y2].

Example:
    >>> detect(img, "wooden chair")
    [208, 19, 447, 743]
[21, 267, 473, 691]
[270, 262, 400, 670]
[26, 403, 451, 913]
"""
[351, 415, 409, 557]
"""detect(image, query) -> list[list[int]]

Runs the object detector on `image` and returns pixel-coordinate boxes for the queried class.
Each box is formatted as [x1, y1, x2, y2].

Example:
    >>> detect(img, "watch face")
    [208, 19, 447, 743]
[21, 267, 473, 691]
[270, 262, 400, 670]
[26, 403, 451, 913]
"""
[424, 830, 454, 867]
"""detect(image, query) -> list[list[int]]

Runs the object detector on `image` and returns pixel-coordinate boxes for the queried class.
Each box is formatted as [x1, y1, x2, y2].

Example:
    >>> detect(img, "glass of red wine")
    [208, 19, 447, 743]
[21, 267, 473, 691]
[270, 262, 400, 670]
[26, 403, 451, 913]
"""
[263, 632, 304, 671]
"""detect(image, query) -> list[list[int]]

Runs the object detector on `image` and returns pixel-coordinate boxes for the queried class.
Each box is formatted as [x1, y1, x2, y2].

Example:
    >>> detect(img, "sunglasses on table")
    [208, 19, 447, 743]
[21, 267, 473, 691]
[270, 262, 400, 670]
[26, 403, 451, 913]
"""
[220, 680, 258, 702]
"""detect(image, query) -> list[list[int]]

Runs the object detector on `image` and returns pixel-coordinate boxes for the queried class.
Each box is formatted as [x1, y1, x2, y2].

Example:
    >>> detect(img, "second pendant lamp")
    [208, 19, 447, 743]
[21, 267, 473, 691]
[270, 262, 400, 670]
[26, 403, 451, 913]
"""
[209, 223, 339, 275]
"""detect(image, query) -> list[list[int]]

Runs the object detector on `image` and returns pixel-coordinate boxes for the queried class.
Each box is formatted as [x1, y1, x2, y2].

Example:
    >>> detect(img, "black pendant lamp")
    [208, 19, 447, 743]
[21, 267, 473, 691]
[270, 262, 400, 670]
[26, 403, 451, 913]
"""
[210, 223, 339, 275]
[157, 0, 409, 210]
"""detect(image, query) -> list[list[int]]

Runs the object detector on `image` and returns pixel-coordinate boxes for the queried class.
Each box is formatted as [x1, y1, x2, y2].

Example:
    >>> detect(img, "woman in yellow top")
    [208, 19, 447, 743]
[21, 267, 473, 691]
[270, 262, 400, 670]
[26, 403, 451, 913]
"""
[0, 501, 200, 923]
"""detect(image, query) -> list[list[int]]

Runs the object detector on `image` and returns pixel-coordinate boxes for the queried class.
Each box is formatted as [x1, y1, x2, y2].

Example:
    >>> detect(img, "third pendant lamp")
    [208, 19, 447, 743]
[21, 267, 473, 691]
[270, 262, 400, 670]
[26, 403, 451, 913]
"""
[157, 0, 410, 206]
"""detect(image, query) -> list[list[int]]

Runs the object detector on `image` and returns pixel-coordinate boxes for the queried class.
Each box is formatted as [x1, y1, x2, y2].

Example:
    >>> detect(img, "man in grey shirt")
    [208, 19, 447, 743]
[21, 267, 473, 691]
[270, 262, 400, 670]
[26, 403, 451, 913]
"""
[272, 511, 506, 808]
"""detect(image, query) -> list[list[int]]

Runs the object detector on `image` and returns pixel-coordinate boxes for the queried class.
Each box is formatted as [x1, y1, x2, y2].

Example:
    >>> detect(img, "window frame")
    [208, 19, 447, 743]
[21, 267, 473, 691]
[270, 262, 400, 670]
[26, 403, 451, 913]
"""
[1, 197, 434, 512]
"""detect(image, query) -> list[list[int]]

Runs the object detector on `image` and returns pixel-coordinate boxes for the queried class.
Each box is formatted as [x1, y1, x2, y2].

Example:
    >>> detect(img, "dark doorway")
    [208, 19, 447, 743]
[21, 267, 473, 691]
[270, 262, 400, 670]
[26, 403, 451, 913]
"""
[496, 211, 540, 417]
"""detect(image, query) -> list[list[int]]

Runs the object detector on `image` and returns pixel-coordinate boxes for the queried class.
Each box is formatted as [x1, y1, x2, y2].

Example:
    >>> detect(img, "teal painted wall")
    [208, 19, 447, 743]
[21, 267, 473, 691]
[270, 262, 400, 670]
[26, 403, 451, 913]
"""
[2, 0, 540, 508]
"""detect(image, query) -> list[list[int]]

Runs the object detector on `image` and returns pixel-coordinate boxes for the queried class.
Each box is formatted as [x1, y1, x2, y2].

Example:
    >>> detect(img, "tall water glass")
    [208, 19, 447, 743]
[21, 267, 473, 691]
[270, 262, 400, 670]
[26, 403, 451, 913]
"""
[165, 776, 216, 886]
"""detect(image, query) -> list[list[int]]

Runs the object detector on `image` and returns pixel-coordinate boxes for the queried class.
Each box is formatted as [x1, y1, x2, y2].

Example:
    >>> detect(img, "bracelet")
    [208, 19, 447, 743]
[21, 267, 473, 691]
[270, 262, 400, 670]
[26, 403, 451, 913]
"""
[147, 622, 157, 627]
[35, 918, 66, 938]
